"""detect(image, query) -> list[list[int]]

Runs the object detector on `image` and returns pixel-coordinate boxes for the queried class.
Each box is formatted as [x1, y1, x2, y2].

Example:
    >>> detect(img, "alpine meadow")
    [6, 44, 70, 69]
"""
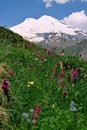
[0, 26, 87, 130]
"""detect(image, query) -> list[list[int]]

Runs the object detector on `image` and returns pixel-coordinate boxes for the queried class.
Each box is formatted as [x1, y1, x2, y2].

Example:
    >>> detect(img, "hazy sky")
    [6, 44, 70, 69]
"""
[0, 0, 87, 29]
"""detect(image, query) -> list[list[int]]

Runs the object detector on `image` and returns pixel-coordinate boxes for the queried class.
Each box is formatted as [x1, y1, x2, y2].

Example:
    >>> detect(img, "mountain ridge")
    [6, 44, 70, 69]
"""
[10, 15, 87, 42]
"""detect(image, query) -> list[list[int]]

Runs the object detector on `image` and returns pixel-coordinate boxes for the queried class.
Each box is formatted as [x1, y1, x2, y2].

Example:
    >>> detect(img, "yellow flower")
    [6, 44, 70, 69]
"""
[27, 84, 30, 87]
[45, 74, 48, 77]
[27, 81, 34, 87]
[28, 81, 34, 85]
[68, 65, 70, 68]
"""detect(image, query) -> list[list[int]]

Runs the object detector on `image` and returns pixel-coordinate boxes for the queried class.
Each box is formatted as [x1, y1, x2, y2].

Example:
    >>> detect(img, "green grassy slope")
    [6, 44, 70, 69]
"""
[0, 26, 87, 130]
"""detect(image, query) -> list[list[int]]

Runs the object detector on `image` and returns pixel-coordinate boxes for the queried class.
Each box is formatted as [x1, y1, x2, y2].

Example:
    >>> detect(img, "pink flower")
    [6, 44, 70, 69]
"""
[33, 104, 40, 125]
[1, 79, 12, 108]
[58, 71, 64, 85]
[57, 61, 63, 71]
[50, 66, 57, 80]
[1, 79, 9, 90]
[9, 70, 13, 77]
[52, 67, 56, 75]
[70, 68, 78, 83]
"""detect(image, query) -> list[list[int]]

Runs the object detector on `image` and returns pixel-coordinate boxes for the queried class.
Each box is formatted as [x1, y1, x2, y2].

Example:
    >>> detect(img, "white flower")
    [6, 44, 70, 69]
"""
[35, 58, 38, 61]
[30, 82, 34, 85]
[29, 109, 34, 113]
[22, 112, 29, 118]
[70, 101, 77, 112]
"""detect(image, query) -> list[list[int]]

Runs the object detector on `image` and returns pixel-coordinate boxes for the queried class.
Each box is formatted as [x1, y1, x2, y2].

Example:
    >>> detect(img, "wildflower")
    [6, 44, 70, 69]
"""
[45, 73, 48, 77]
[1, 79, 12, 108]
[50, 65, 57, 80]
[52, 66, 57, 75]
[1, 79, 9, 90]
[35, 58, 38, 61]
[68, 65, 70, 68]
[70, 101, 76, 112]
[29, 109, 34, 113]
[27, 84, 30, 87]
[58, 71, 64, 86]
[33, 104, 40, 125]
[29, 81, 34, 85]
[22, 112, 31, 123]
[22, 109, 34, 124]
[9, 69, 13, 77]
[57, 61, 63, 71]
[27, 81, 34, 87]
[70, 68, 78, 84]
[22, 112, 29, 118]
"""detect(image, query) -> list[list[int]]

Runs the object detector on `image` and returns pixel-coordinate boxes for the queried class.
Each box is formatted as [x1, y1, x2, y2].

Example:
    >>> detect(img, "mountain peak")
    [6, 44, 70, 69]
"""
[10, 15, 87, 42]
[24, 18, 36, 22]
[39, 15, 54, 19]
[38, 15, 59, 22]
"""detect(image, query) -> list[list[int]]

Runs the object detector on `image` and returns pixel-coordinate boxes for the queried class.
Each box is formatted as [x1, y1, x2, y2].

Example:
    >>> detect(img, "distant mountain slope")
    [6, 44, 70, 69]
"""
[10, 15, 87, 42]
[67, 39, 87, 60]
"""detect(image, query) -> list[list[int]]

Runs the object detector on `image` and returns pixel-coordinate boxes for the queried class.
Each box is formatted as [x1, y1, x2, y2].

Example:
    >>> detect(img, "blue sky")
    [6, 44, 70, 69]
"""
[0, 0, 87, 29]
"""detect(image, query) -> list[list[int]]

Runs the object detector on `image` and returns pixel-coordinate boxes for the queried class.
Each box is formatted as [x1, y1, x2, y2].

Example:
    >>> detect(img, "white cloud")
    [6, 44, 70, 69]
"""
[42, 0, 87, 8]
[63, 10, 87, 30]
[42, 0, 70, 8]
[42, 0, 53, 8]
[54, 0, 69, 4]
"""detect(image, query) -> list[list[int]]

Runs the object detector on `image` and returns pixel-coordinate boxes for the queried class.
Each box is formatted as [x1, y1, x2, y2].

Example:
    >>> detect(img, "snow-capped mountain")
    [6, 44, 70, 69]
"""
[10, 15, 87, 42]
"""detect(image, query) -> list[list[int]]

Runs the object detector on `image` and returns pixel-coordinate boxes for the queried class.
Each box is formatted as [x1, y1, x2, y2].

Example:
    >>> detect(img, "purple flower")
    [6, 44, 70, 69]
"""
[9, 69, 13, 77]
[1, 79, 12, 108]
[1, 79, 9, 90]
[50, 66, 57, 80]
[33, 104, 40, 125]
[70, 68, 78, 84]
[58, 71, 64, 86]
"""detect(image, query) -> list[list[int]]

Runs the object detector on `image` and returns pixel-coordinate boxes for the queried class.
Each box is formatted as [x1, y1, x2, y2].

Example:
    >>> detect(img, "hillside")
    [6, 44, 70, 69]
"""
[0, 26, 87, 130]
